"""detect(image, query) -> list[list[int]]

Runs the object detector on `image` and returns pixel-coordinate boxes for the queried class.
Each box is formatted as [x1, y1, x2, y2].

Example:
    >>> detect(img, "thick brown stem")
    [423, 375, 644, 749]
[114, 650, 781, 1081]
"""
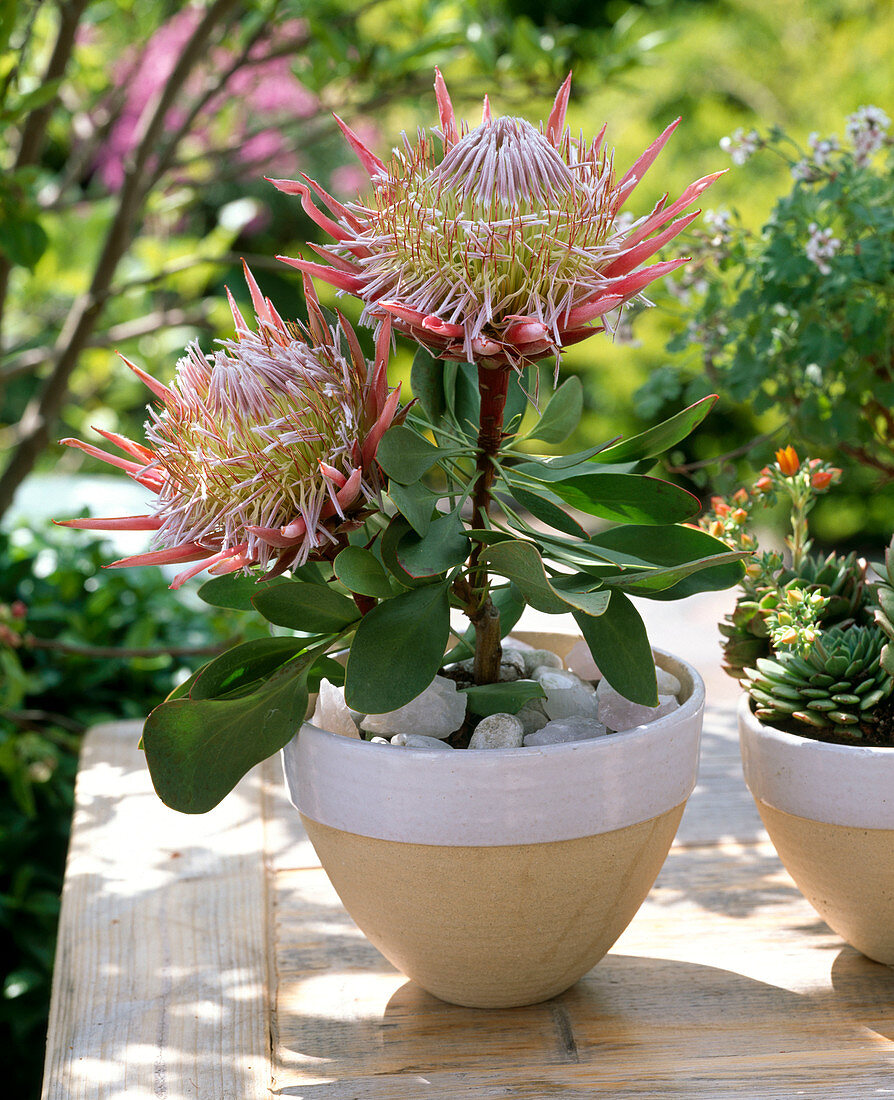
[470, 364, 512, 684]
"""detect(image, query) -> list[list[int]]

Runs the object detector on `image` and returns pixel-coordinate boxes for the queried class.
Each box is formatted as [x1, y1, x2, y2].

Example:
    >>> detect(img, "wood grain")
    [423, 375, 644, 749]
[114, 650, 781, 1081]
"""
[41, 721, 272, 1100]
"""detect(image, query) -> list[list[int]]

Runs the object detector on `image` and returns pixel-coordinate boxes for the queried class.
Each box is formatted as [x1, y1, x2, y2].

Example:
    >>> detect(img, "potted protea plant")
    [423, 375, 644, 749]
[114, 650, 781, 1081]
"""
[703, 447, 894, 966]
[58, 74, 744, 1007]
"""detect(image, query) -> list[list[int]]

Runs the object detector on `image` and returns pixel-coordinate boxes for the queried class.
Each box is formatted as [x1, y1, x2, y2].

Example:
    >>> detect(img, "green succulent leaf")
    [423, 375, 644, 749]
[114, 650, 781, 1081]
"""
[592, 396, 717, 464]
[396, 510, 471, 579]
[461, 679, 546, 716]
[334, 546, 393, 598]
[482, 539, 611, 616]
[526, 375, 583, 444]
[189, 636, 314, 700]
[345, 581, 451, 713]
[388, 479, 433, 536]
[411, 346, 446, 423]
[251, 580, 360, 632]
[572, 593, 659, 706]
[197, 572, 281, 611]
[548, 473, 701, 525]
[376, 424, 442, 483]
[505, 483, 589, 538]
[143, 649, 321, 813]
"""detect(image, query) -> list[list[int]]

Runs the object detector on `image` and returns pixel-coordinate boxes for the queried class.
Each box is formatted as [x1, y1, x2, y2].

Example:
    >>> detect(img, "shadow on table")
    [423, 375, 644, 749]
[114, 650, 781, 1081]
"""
[276, 952, 894, 1097]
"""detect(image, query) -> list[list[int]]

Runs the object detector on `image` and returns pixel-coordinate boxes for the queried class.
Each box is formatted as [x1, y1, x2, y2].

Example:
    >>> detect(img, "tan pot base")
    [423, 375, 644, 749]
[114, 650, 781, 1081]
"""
[301, 803, 685, 1008]
[756, 801, 894, 966]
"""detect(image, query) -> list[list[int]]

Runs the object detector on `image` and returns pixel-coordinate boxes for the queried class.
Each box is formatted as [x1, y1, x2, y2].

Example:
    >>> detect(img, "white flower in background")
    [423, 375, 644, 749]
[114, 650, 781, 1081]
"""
[790, 159, 812, 181]
[808, 131, 840, 167]
[845, 105, 891, 166]
[704, 207, 733, 244]
[805, 222, 841, 275]
[719, 127, 761, 165]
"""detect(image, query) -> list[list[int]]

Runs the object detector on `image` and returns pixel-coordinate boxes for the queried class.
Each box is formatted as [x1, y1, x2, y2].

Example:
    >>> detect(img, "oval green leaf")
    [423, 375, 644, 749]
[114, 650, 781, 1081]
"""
[334, 546, 393, 598]
[572, 594, 658, 706]
[376, 424, 441, 484]
[549, 473, 700, 525]
[526, 375, 583, 444]
[345, 582, 451, 713]
[251, 581, 360, 632]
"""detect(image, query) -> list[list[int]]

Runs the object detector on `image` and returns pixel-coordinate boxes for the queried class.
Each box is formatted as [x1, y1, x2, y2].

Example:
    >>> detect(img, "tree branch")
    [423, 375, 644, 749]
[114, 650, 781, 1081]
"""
[0, 0, 242, 521]
[0, 0, 90, 351]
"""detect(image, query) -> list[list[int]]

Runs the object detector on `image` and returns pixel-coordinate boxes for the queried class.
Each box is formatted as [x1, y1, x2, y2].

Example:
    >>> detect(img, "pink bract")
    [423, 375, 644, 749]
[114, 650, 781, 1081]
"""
[274, 71, 723, 368]
[56, 268, 402, 588]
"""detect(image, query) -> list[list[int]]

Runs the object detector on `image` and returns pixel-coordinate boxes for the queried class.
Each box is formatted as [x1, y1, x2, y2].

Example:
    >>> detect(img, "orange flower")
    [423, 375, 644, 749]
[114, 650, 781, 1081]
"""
[754, 475, 772, 492]
[775, 445, 800, 476]
[731, 508, 748, 523]
[732, 488, 749, 504]
[710, 495, 731, 516]
[810, 468, 839, 490]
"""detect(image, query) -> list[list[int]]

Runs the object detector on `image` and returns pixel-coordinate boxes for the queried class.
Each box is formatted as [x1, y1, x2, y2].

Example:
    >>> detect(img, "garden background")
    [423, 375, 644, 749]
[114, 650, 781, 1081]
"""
[1, 0, 891, 1094]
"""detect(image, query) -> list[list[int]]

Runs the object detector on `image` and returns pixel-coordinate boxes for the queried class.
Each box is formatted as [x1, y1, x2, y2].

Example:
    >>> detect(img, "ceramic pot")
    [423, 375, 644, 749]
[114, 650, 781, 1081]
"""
[739, 694, 894, 965]
[281, 633, 705, 1008]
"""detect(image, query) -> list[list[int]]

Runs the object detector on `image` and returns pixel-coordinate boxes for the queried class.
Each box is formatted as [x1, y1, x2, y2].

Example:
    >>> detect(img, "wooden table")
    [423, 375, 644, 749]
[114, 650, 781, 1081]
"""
[42, 707, 894, 1099]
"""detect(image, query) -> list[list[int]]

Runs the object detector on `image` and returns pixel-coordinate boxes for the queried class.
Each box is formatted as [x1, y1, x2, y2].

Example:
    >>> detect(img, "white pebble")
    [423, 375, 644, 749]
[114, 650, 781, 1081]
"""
[361, 675, 467, 738]
[369, 736, 390, 744]
[524, 715, 608, 746]
[656, 666, 682, 697]
[468, 713, 525, 749]
[511, 647, 563, 677]
[565, 639, 601, 681]
[390, 733, 454, 750]
[536, 668, 600, 722]
[595, 679, 680, 732]
[515, 698, 549, 735]
[311, 679, 360, 738]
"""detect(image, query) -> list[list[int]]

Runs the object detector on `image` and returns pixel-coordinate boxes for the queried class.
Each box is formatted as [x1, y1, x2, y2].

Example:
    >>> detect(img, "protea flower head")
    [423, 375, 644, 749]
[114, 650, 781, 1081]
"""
[56, 267, 402, 588]
[273, 71, 723, 368]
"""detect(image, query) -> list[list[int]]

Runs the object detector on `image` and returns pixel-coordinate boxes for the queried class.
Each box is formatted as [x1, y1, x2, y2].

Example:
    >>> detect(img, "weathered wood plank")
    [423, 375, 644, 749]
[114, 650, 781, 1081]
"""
[41, 721, 272, 1100]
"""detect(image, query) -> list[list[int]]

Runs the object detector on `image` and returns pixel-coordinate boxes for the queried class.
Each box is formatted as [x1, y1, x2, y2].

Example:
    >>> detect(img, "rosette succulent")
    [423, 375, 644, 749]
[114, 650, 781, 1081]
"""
[57, 268, 403, 586]
[744, 625, 891, 736]
[274, 72, 722, 368]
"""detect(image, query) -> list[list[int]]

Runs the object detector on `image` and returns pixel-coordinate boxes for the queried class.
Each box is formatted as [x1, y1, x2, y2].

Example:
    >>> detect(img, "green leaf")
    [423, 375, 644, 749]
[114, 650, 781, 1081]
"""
[411, 346, 446, 423]
[189, 637, 311, 700]
[509, 456, 637, 482]
[396, 511, 471, 578]
[549, 474, 700, 525]
[600, 551, 747, 595]
[143, 654, 316, 813]
[388, 479, 433, 536]
[461, 679, 546, 716]
[334, 546, 393, 598]
[482, 540, 611, 616]
[572, 594, 658, 706]
[0, 217, 47, 269]
[251, 581, 360, 632]
[588, 525, 746, 599]
[198, 572, 280, 611]
[377, 424, 441, 483]
[594, 396, 717, 463]
[506, 484, 589, 538]
[307, 654, 346, 691]
[526, 376, 583, 444]
[345, 582, 451, 712]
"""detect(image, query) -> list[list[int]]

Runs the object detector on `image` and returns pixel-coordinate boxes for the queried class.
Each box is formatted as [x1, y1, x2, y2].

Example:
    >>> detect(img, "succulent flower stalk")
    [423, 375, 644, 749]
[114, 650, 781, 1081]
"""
[57, 267, 402, 587]
[273, 72, 723, 368]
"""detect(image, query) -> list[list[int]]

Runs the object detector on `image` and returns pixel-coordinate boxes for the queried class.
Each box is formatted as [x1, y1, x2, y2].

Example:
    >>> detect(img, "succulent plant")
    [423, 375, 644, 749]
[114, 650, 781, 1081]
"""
[743, 624, 892, 736]
[721, 551, 871, 679]
[872, 536, 894, 678]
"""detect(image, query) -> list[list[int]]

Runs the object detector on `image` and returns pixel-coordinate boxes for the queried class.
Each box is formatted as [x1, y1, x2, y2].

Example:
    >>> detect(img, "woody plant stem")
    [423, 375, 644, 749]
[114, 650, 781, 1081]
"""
[469, 363, 512, 683]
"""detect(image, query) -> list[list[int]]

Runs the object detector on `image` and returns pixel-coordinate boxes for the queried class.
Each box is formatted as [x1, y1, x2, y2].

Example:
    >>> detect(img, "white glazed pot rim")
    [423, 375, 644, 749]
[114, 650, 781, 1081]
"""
[282, 646, 705, 846]
[738, 693, 894, 828]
